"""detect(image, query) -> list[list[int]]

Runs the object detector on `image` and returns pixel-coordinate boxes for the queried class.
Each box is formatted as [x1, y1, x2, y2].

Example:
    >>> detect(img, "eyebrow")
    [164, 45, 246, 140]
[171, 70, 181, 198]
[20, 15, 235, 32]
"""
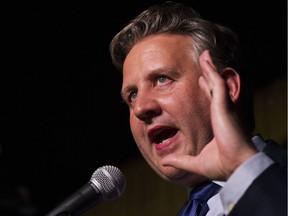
[121, 84, 135, 102]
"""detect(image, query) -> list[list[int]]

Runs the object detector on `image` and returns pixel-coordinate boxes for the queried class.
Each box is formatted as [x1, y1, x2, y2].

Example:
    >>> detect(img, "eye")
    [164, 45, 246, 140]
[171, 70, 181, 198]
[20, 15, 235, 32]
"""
[156, 75, 169, 84]
[129, 90, 137, 102]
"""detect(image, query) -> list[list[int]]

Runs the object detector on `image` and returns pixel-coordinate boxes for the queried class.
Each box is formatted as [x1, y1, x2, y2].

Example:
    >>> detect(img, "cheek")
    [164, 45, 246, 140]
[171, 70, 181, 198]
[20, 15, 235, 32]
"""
[175, 85, 210, 118]
[190, 99, 213, 144]
[190, 93, 211, 127]
[129, 115, 137, 136]
[129, 115, 143, 145]
[178, 89, 212, 136]
[129, 117, 151, 160]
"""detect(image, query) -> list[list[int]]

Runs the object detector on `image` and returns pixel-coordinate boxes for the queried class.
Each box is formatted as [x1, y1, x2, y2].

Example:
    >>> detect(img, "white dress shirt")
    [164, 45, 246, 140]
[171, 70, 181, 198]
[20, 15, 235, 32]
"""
[206, 135, 274, 216]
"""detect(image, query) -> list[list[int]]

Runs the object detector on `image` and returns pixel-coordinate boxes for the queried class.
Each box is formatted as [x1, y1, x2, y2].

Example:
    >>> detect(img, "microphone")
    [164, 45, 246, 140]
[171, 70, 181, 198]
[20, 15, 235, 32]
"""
[45, 165, 126, 216]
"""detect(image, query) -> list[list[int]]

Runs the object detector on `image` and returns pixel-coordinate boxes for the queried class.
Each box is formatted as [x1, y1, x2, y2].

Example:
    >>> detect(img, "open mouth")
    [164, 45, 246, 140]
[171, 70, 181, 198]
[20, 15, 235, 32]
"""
[150, 128, 178, 144]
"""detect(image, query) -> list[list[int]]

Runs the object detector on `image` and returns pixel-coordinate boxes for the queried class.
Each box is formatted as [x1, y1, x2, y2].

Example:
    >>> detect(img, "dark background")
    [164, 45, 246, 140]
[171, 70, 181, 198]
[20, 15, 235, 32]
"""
[1, 0, 287, 215]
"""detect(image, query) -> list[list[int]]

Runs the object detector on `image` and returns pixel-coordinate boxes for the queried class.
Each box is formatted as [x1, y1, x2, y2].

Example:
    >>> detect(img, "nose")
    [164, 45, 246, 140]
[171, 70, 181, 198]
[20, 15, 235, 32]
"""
[133, 93, 161, 122]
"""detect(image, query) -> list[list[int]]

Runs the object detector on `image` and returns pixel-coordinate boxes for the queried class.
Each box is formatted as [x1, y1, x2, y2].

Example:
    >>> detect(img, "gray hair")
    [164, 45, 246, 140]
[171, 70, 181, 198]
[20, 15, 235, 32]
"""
[109, 1, 255, 134]
[110, 1, 242, 74]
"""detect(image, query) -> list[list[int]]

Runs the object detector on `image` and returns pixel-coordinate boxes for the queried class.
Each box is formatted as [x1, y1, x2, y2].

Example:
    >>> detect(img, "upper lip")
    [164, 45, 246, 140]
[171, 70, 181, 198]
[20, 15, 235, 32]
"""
[147, 125, 178, 144]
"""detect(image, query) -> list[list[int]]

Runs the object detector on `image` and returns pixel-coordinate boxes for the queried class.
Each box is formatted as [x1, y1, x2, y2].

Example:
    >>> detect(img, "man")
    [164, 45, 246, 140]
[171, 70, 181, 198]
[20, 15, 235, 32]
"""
[109, 1, 287, 215]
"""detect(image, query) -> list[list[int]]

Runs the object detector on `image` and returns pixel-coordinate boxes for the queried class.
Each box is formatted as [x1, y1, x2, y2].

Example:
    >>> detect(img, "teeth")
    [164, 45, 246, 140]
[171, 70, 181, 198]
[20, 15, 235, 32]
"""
[158, 137, 171, 144]
[152, 128, 177, 144]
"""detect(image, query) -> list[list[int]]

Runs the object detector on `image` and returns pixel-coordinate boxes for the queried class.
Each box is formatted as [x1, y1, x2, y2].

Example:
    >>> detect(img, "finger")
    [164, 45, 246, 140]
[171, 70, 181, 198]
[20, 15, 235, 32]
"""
[198, 76, 212, 99]
[199, 50, 228, 103]
[199, 50, 220, 83]
[198, 51, 216, 99]
[199, 51, 220, 96]
[163, 154, 200, 173]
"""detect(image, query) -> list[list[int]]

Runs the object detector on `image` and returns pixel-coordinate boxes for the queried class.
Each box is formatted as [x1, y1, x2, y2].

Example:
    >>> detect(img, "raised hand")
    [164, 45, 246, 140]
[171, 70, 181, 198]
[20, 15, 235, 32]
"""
[163, 50, 257, 181]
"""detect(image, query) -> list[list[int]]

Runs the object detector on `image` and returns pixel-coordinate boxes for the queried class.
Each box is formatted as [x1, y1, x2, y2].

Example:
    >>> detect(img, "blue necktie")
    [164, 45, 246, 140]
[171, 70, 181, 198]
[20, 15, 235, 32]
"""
[178, 181, 221, 216]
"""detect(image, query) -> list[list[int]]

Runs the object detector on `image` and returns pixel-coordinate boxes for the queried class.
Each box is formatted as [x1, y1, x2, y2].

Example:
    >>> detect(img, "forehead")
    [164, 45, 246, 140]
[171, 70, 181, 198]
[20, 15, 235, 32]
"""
[123, 34, 194, 72]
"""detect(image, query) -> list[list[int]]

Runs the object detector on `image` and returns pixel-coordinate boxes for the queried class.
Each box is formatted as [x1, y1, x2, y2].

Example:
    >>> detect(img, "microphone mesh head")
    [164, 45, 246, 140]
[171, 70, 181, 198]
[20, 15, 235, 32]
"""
[90, 165, 126, 201]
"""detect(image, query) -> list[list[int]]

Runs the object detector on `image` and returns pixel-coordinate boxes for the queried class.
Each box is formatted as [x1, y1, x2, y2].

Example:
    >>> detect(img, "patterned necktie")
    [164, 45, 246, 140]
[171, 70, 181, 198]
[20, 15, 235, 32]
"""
[178, 181, 221, 216]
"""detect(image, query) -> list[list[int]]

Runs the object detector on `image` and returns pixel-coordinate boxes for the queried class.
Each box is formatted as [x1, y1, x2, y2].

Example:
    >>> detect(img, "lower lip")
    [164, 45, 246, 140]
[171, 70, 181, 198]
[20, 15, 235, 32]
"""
[154, 132, 178, 152]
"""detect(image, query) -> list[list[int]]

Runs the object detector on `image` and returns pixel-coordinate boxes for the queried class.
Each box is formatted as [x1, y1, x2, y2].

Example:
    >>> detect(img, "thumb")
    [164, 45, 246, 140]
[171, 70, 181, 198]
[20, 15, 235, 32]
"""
[163, 154, 199, 173]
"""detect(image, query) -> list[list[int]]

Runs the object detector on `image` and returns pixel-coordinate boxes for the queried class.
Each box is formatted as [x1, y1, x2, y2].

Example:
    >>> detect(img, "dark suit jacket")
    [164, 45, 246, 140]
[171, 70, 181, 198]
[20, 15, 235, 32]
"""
[228, 140, 287, 216]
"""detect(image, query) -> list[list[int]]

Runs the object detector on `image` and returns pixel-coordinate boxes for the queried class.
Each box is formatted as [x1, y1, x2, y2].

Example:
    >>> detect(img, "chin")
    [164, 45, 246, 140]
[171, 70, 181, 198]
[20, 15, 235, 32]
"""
[159, 166, 206, 187]
[159, 165, 187, 180]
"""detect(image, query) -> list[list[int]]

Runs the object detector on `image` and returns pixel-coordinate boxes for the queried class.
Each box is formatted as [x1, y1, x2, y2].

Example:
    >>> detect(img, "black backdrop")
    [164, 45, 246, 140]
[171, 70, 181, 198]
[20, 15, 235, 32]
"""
[1, 0, 286, 215]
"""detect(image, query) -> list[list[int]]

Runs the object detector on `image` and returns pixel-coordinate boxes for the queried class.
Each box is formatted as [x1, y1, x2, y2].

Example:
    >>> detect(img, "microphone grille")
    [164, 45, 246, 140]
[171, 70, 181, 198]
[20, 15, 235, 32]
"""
[90, 165, 126, 201]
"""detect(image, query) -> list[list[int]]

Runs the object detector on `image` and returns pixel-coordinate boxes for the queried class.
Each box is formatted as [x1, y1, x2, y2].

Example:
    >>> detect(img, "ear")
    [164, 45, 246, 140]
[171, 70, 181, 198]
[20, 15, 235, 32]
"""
[222, 68, 241, 103]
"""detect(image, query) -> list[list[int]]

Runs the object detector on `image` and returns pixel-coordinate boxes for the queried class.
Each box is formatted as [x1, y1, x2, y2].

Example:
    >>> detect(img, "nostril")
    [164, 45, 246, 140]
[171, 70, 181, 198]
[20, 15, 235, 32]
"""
[134, 100, 162, 122]
[136, 110, 159, 123]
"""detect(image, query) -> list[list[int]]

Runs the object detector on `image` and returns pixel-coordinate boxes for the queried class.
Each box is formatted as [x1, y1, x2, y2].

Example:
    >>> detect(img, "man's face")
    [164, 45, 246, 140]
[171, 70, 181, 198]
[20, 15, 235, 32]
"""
[121, 34, 213, 186]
